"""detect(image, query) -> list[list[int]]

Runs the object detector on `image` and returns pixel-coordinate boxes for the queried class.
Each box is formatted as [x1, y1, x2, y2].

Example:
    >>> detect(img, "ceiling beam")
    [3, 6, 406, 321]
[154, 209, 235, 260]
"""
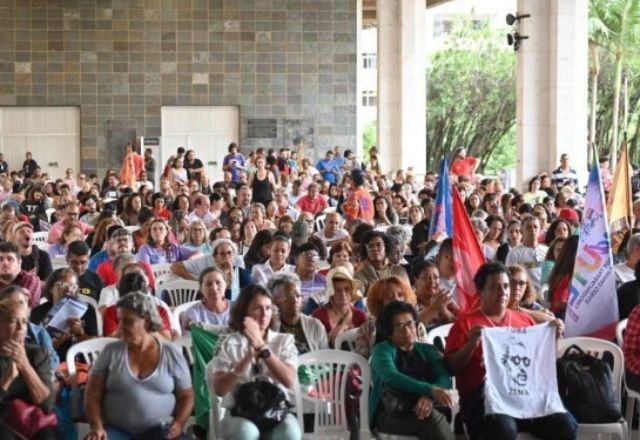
[362, 0, 454, 26]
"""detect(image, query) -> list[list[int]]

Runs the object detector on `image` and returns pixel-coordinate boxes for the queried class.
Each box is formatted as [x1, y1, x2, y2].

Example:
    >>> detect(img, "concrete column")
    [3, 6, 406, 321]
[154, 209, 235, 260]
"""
[516, 0, 588, 191]
[377, 0, 427, 175]
[356, 0, 364, 158]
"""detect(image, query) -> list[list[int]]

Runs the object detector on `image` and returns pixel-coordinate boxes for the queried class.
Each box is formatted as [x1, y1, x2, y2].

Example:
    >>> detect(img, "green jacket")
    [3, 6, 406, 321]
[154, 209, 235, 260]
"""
[369, 340, 452, 426]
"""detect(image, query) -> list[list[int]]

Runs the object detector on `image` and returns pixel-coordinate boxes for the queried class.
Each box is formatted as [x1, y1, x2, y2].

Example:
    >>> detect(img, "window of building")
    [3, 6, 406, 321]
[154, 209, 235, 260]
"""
[362, 90, 377, 107]
[363, 53, 377, 69]
[433, 19, 453, 37]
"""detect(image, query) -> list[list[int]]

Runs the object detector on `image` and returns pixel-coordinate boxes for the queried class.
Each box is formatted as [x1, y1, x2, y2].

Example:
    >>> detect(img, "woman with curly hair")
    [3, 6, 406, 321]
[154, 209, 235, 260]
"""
[89, 216, 118, 256]
[354, 275, 423, 359]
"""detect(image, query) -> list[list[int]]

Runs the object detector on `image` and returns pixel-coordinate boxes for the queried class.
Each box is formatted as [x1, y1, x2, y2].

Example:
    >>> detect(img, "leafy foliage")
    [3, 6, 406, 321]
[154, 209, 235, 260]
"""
[589, 0, 640, 164]
[426, 17, 516, 172]
[362, 120, 377, 159]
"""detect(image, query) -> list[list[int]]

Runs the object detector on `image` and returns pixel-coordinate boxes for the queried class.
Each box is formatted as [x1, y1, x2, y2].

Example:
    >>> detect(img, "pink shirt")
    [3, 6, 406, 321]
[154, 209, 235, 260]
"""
[47, 220, 94, 244]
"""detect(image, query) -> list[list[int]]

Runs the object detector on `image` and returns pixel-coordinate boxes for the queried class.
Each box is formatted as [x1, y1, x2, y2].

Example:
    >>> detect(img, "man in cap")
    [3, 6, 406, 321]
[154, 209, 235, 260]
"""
[12, 221, 52, 281]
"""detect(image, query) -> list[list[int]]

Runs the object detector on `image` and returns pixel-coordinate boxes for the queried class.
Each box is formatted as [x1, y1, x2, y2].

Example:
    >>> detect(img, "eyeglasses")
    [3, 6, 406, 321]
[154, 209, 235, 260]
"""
[392, 320, 416, 333]
[281, 293, 302, 302]
[55, 281, 78, 292]
[510, 279, 527, 287]
[508, 355, 530, 367]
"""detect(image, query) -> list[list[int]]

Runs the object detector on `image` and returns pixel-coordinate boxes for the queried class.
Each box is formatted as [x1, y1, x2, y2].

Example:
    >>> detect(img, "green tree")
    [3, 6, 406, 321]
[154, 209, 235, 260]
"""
[362, 120, 377, 160]
[426, 17, 516, 172]
[589, 0, 640, 168]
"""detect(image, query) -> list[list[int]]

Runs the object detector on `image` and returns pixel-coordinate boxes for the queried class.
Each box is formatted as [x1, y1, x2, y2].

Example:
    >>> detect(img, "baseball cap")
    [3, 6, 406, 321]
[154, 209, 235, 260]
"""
[12, 221, 33, 235]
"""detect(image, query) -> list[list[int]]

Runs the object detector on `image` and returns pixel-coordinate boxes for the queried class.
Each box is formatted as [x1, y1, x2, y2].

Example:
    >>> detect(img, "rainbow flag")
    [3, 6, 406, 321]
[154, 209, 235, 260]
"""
[565, 158, 618, 338]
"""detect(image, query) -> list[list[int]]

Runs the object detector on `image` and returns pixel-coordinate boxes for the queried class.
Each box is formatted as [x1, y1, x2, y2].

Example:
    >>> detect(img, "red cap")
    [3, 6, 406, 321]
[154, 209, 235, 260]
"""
[558, 208, 579, 224]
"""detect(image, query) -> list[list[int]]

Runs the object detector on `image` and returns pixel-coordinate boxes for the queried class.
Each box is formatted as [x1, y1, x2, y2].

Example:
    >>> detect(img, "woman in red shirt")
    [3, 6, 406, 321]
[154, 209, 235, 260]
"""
[312, 266, 367, 347]
[547, 235, 579, 318]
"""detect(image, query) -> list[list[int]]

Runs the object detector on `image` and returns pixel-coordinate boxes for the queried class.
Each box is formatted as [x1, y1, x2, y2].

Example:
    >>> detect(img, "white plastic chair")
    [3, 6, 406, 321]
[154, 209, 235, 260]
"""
[426, 323, 453, 350]
[315, 214, 326, 232]
[66, 337, 118, 418]
[35, 241, 50, 252]
[173, 334, 194, 365]
[335, 328, 359, 352]
[616, 318, 627, 347]
[151, 262, 181, 286]
[160, 279, 200, 308]
[295, 349, 372, 439]
[173, 300, 200, 332]
[124, 225, 140, 233]
[45, 208, 56, 221]
[75, 294, 103, 336]
[557, 337, 628, 439]
[51, 255, 68, 270]
[205, 361, 225, 440]
[617, 319, 639, 436]
[33, 231, 48, 243]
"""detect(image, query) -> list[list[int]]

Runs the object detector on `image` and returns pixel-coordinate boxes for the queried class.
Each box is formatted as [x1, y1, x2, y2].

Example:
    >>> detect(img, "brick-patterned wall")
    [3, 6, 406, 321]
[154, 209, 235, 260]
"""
[0, 0, 357, 175]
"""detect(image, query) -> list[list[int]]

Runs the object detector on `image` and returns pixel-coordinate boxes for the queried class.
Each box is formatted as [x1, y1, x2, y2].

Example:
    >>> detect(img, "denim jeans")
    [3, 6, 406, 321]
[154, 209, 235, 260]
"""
[220, 413, 301, 440]
[460, 385, 577, 440]
[105, 425, 189, 440]
[376, 407, 455, 440]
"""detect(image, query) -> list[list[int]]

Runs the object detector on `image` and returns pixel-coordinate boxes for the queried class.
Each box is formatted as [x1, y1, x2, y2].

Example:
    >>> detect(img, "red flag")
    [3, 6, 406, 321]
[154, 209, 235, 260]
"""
[451, 186, 485, 313]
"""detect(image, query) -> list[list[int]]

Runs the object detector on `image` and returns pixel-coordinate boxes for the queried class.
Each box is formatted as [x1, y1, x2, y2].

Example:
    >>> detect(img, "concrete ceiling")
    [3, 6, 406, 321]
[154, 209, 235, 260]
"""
[363, 0, 454, 26]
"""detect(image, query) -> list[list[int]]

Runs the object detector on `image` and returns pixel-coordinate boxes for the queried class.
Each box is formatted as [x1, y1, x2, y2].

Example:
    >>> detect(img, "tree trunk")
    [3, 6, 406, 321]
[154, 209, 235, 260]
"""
[610, 53, 624, 170]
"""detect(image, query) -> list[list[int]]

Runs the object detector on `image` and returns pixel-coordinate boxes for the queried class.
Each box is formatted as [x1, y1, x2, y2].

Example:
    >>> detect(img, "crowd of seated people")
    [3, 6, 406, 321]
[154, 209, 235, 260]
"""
[0, 145, 638, 440]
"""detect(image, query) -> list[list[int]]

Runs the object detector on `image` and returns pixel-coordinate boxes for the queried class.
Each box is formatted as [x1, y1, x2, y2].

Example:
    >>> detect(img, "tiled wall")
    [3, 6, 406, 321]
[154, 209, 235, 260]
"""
[0, 0, 357, 174]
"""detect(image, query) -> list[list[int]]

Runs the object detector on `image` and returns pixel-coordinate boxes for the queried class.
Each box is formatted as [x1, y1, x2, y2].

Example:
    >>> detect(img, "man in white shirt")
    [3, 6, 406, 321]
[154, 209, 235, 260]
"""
[615, 233, 640, 287]
[188, 194, 219, 229]
[275, 188, 299, 221]
[314, 212, 349, 247]
[506, 216, 548, 292]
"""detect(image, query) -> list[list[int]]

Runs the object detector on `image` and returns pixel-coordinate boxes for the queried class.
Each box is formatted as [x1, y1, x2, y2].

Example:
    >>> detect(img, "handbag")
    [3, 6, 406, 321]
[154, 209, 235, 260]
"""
[381, 385, 418, 415]
[2, 398, 58, 439]
[556, 344, 621, 423]
[231, 378, 291, 430]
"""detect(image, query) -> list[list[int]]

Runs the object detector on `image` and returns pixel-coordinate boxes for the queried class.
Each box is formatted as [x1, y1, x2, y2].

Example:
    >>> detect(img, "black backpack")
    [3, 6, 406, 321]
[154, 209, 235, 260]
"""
[556, 344, 621, 423]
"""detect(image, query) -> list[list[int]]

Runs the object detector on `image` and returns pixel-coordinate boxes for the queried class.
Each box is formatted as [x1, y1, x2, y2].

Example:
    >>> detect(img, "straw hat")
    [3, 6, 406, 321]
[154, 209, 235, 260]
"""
[325, 266, 363, 302]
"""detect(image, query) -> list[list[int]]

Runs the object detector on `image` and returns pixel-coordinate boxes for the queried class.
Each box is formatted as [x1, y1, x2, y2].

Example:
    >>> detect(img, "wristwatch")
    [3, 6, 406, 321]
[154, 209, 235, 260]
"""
[258, 347, 271, 359]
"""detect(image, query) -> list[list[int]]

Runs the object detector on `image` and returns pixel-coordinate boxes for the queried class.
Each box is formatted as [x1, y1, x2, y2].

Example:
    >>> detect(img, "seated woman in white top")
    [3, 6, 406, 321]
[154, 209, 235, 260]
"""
[251, 234, 295, 286]
[209, 284, 301, 440]
[180, 267, 231, 333]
